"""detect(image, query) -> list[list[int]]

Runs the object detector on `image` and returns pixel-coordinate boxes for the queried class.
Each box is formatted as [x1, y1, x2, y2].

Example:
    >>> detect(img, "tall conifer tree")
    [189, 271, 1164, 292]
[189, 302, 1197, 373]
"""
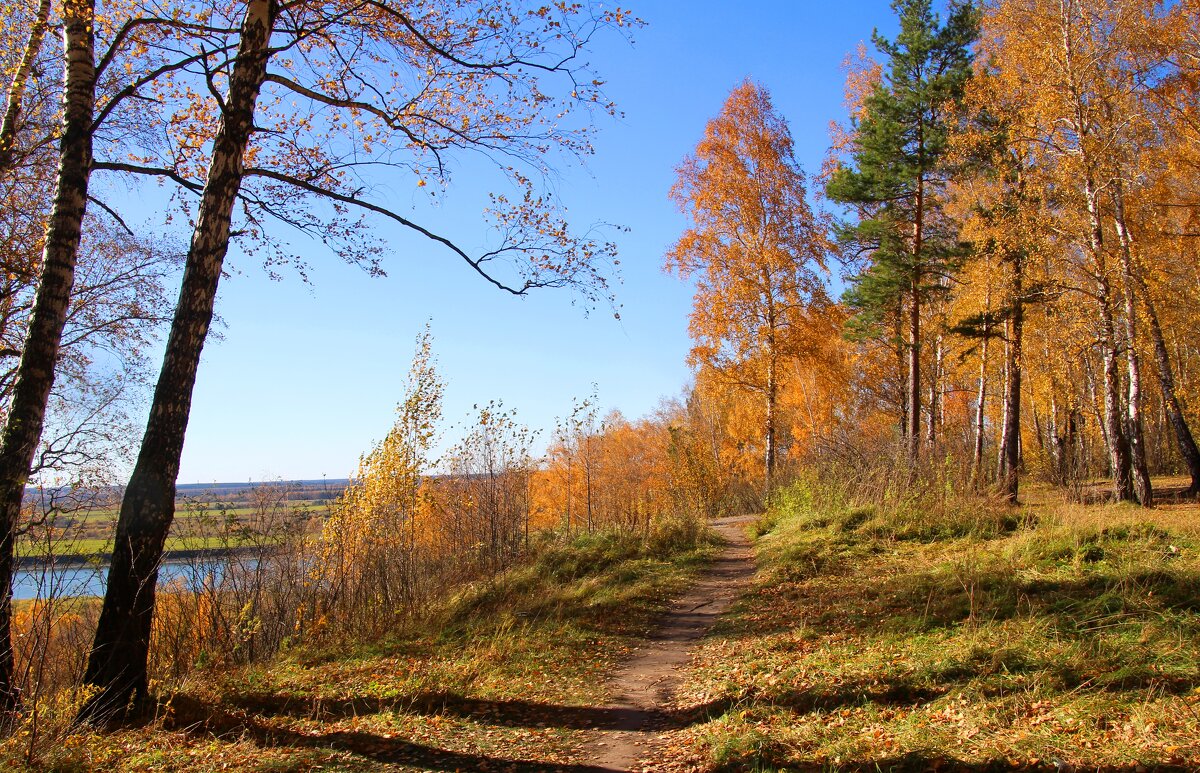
[826, 0, 978, 454]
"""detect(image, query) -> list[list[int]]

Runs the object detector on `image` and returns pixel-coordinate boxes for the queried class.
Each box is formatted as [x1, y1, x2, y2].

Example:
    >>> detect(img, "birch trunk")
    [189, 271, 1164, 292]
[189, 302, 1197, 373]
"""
[1062, 2, 1132, 502]
[999, 265, 1023, 503]
[0, 0, 95, 710]
[1116, 185, 1200, 492]
[80, 0, 278, 722]
[1112, 182, 1151, 505]
[0, 0, 52, 173]
[972, 318, 990, 484]
[927, 333, 943, 448]
[1099, 283, 1134, 501]
[1083, 172, 1133, 501]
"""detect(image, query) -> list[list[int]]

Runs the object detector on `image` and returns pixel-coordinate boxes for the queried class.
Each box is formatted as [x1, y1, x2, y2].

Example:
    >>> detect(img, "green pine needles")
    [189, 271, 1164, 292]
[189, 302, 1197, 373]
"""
[826, 0, 979, 447]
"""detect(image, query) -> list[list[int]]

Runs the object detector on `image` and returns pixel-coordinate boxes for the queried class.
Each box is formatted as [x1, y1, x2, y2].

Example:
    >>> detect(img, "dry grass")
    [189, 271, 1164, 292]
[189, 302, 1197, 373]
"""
[646, 476, 1200, 772]
[3, 520, 719, 771]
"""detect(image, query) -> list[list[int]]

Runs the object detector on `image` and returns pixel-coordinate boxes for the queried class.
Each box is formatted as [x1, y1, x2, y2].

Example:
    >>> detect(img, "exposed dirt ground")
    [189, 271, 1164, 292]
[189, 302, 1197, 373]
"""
[580, 515, 756, 771]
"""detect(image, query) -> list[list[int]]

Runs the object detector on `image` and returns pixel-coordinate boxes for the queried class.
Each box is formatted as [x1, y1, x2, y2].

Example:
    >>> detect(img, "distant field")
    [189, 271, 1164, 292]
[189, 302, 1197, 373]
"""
[72, 500, 332, 522]
[18, 484, 334, 559]
[16, 534, 261, 560]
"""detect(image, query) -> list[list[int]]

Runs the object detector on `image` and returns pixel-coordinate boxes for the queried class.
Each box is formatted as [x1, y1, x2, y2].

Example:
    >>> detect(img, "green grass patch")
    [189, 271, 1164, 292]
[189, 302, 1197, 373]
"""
[16, 534, 255, 559]
[21, 519, 719, 771]
[650, 482, 1200, 771]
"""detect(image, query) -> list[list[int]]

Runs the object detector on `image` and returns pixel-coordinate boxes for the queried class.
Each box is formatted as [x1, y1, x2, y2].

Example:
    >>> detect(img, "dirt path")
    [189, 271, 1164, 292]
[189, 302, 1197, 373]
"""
[581, 515, 757, 772]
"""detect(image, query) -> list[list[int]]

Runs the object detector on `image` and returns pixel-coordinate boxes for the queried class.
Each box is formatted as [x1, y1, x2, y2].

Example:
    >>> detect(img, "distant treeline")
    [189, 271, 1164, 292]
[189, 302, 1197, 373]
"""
[22, 479, 353, 511]
[176, 480, 350, 504]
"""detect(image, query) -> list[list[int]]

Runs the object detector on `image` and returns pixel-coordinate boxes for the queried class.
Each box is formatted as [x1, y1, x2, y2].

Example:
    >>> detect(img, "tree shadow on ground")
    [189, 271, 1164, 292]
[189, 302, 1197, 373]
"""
[715, 667, 1195, 724]
[721, 752, 1196, 773]
[679, 544, 1200, 768]
[757, 681, 948, 715]
[166, 693, 624, 772]
[222, 689, 750, 733]
[727, 555, 1200, 642]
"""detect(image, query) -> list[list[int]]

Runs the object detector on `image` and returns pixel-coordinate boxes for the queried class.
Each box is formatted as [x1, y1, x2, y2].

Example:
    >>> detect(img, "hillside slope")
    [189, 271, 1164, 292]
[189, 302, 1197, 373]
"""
[646, 483, 1200, 771]
[11, 521, 718, 771]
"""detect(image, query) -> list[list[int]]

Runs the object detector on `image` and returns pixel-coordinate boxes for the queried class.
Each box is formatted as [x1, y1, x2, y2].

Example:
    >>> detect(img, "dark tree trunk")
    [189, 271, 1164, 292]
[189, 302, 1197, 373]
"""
[765, 354, 777, 489]
[1052, 401, 1080, 486]
[997, 332, 1009, 478]
[0, 1, 95, 710]
[895, 303, 907, 438]
[908, 137, 925, 460]
[1141, 282, 1200, 493]
[79, 0, 277, 723]
[907, 275, 921, 458]
[763, 289, 779, 491]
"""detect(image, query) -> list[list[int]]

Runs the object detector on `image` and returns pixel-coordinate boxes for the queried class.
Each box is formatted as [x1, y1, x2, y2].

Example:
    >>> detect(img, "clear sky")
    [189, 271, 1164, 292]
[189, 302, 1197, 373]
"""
[162, 0, 905, 484]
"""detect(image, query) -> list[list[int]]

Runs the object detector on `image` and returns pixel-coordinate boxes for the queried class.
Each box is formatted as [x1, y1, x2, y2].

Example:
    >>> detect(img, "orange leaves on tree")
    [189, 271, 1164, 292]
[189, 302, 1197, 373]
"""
[667, 80, 835, 484]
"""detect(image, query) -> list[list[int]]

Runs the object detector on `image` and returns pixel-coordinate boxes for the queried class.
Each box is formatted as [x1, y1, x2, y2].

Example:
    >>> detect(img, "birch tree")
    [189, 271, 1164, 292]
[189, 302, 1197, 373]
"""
[0, 0, 96, 710]
[667, 80, 831, 488]
[0, 0, 216, 707]
[979, 0, 1184, 504]
[80, 0, 633, 720]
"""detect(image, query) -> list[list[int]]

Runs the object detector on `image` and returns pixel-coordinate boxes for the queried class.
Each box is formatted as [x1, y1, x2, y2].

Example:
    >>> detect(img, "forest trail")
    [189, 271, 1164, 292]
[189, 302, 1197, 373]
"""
[580, 514, 757, 771]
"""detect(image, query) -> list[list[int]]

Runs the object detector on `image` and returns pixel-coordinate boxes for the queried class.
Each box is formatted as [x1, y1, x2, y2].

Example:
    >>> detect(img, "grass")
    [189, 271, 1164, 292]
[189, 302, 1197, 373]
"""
[10, 518, 719, 771]
[15, 534, 257, 560]
[48, 501, 330, 523]
[16, 496, 333, 559]
[646, 479, 1200, 772]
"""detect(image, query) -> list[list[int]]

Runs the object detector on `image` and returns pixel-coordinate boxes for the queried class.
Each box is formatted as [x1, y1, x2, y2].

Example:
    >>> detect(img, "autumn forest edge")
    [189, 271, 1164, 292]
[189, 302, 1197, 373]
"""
[1, 0, 1200, 765]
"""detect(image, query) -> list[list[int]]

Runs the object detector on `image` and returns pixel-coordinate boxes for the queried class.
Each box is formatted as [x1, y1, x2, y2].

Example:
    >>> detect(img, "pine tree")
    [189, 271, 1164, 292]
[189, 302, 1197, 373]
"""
[826, 0, 978, 454]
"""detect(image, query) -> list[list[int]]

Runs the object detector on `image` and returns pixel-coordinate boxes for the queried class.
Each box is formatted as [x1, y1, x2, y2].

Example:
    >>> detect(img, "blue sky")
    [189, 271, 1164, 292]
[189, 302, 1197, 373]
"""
[168, 0, 903, 483]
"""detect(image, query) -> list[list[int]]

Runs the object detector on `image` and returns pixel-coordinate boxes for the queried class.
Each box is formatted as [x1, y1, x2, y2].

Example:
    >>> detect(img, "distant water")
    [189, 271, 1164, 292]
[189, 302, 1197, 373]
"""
[12, 558, 247, 602]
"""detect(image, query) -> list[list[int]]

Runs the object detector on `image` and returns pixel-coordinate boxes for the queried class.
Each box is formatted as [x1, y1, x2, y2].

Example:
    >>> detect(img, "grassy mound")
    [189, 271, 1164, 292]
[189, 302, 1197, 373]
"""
[8, 520, 718, 772]
[649, 481, 1200, 772]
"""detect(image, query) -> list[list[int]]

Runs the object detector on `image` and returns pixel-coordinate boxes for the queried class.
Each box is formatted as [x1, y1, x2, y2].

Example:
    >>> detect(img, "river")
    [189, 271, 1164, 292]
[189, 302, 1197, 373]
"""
[12, 556, 249, 602]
